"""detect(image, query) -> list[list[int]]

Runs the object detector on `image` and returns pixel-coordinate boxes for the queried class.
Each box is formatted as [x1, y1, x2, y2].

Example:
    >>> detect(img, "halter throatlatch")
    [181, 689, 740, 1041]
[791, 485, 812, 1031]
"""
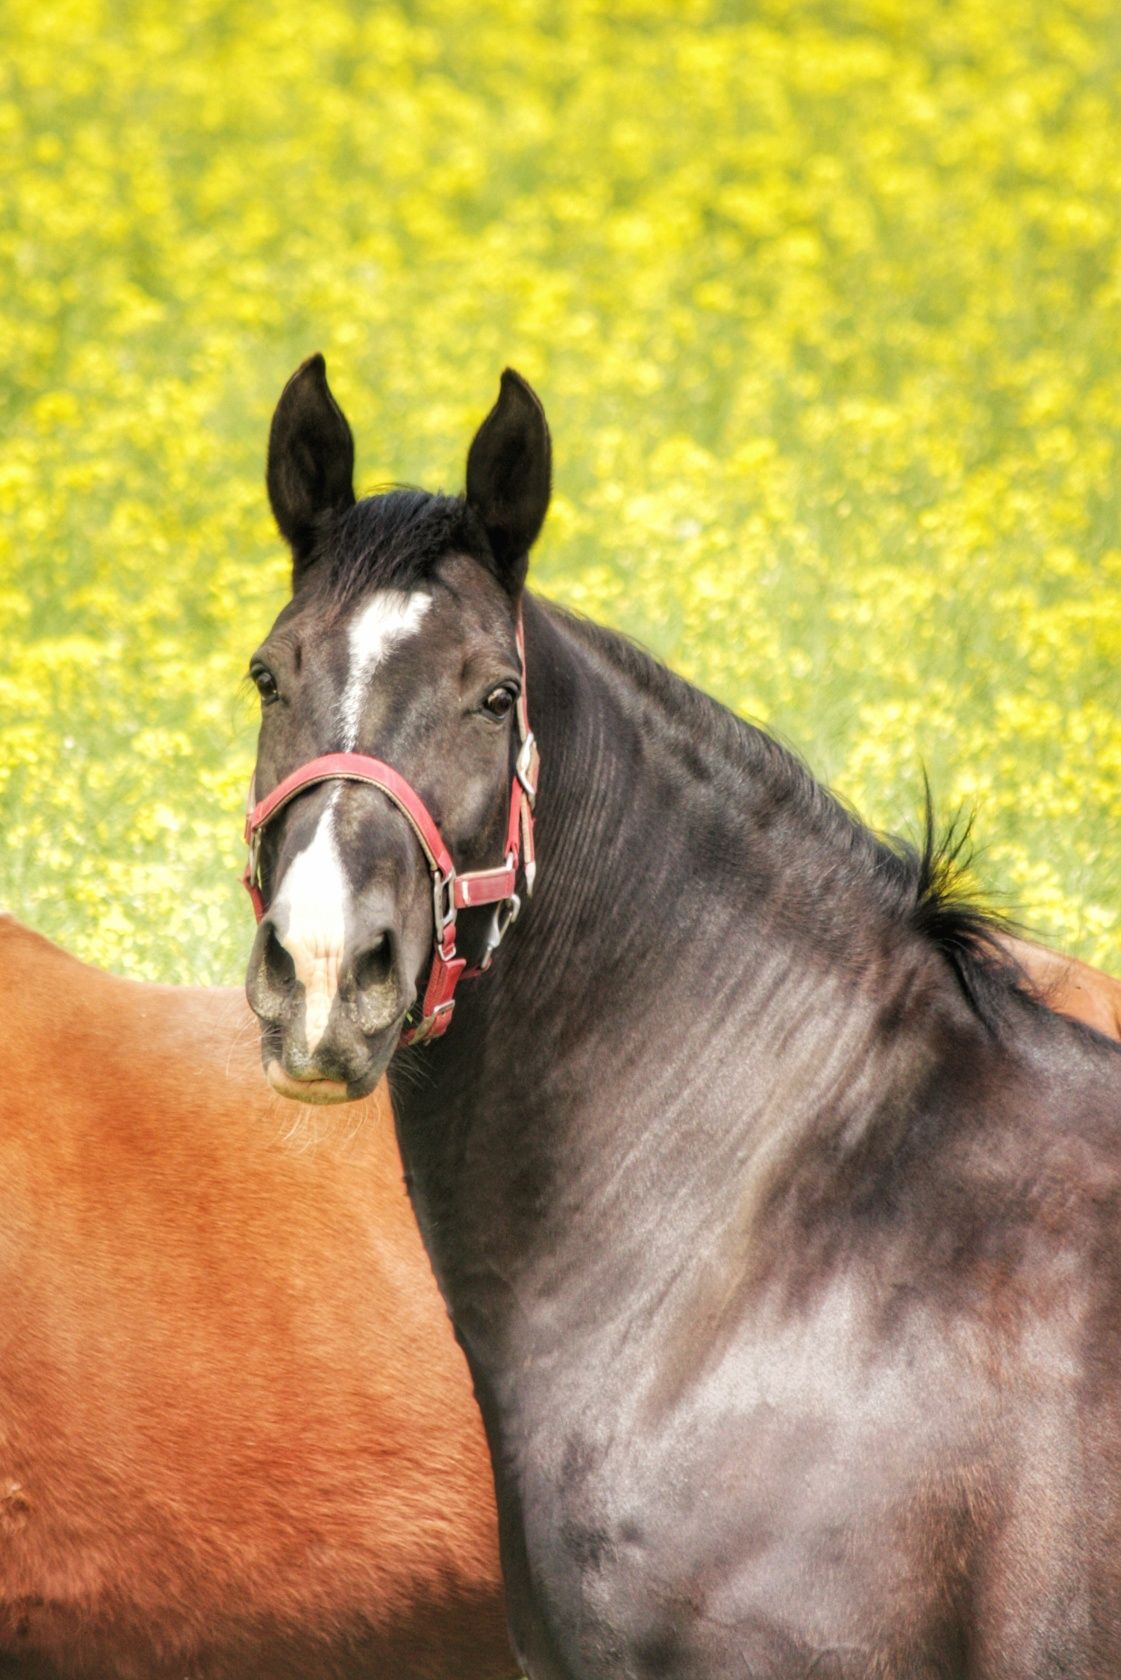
[243, 609, 538, 1045]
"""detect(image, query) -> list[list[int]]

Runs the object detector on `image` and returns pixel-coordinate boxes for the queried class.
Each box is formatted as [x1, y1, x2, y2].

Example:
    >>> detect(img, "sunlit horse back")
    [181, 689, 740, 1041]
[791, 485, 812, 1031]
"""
[0, 915, 512, 1679]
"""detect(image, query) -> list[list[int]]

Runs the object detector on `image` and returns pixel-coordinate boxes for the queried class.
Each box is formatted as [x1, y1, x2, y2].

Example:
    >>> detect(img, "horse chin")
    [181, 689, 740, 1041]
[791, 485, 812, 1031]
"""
[259, 1013, 404, 1105]
[265, 1059, 380, 1105]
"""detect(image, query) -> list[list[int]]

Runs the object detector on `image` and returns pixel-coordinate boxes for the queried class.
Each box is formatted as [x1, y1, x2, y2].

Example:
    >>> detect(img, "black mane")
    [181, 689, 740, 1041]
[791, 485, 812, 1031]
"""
[552, 602, 1021, 1027]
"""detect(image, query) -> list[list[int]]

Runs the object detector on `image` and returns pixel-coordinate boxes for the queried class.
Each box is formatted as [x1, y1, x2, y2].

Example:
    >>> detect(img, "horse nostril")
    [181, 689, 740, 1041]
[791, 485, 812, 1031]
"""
[354, 933, 393, 995]
[264, 926, 296, 995]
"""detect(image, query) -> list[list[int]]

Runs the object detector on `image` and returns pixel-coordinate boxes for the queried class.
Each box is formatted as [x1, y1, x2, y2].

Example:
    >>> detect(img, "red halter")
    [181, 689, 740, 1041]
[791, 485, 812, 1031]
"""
[243, 609, 538, 1045]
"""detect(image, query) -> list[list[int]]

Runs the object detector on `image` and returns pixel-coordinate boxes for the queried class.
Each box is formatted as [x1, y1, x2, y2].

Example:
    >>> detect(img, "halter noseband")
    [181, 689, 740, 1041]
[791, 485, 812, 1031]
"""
[243, 609, 538, 1045]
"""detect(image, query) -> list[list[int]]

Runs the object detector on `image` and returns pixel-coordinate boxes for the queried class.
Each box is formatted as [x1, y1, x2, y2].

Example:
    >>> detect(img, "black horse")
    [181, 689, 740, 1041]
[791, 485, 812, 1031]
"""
[245, 356, 1121, 1679]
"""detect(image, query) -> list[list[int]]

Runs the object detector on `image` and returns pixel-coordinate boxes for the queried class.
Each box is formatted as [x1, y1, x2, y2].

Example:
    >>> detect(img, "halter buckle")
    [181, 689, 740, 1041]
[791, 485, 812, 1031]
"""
[433, 868, 457, 933]
[405, 997, 456, 1044]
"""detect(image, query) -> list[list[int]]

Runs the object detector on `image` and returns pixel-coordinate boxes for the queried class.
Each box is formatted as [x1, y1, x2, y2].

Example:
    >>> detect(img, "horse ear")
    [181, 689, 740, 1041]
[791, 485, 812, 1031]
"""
[267, 354, 356, 581]
[465, 369, 551, 593]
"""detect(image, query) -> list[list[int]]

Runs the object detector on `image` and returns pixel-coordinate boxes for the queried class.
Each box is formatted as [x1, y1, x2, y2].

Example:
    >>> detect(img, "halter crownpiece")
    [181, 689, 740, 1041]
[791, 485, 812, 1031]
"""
[242, 607, 538, 1045]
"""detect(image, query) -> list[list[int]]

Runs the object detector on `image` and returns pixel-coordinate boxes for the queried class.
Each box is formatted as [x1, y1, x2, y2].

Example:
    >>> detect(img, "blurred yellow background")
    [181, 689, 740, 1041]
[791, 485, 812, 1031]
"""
[1, 0, 1118, 980]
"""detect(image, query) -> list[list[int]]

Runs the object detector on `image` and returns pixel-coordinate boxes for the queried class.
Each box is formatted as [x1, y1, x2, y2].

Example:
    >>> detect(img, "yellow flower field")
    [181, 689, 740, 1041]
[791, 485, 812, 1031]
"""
[1, 0, 1119, 982]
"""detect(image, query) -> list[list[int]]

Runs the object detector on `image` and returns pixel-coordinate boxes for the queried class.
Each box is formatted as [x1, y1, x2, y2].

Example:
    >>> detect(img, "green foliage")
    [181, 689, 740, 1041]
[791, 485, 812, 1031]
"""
[2, 0, 1119, 981]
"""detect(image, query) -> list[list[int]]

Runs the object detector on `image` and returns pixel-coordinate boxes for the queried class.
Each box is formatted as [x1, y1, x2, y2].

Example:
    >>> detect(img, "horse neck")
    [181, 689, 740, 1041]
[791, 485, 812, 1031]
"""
[391, 593, 961, 1354]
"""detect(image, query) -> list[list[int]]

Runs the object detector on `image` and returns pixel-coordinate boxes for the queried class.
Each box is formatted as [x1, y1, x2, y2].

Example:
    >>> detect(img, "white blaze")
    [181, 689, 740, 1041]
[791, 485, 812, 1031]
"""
[339, 589, 431, 748]
[273, 794, 349, 1054]
[275, 589, 431, 1052]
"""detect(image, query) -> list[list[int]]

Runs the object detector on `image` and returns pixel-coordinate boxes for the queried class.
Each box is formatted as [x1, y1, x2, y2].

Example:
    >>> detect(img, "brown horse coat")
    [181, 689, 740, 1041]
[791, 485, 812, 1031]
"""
[1009, 935, 1121, 1041]
[0, 916, 511, 1680]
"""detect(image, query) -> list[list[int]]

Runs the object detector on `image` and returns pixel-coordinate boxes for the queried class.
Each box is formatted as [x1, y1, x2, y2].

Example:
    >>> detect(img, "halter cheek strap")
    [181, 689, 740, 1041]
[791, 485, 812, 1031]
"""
[242, 609, 538, 1045]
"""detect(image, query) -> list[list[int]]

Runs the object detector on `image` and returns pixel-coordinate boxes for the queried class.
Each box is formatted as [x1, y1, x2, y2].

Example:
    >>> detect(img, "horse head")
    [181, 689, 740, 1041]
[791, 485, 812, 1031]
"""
[244, 356, 550, 1102]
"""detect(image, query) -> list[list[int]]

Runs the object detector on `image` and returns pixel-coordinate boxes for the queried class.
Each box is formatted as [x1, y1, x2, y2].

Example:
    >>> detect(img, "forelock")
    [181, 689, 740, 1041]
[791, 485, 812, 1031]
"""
[314, 489, 492, 610]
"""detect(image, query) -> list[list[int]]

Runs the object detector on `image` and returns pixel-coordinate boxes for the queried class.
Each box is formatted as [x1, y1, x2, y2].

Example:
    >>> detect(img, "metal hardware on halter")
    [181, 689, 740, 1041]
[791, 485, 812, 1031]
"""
[433, 870, 457, 933]
[404, 995, 456, 1045]
[479, 890, 521, 972]
[515, 733, 537, 805]
[513, 726, 539, 901]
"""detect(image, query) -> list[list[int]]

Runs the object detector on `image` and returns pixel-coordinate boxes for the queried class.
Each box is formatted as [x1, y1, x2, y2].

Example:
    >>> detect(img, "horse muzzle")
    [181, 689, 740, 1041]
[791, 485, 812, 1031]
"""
[246, 911, 413, 1103]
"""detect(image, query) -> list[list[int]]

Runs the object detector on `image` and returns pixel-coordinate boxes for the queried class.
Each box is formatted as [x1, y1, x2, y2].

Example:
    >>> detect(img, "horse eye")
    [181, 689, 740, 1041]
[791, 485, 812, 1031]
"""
[252, 666, 279, 705]
[482, 686, 515, 721]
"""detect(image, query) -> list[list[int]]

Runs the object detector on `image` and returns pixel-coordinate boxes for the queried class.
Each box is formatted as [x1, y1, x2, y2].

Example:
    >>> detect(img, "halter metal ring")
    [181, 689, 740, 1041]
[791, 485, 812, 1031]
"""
[433, 869, 457, 933]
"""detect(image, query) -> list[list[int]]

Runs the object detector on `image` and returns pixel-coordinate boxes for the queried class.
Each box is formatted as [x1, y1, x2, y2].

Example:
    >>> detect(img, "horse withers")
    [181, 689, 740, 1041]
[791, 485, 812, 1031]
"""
[0, 915, 512, 1680]
[245, 356, 1121, 1679]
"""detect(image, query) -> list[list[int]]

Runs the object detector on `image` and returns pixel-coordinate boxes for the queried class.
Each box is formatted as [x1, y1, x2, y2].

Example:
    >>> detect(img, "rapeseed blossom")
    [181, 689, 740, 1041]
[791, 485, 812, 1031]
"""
[1, 0, 1118, 980]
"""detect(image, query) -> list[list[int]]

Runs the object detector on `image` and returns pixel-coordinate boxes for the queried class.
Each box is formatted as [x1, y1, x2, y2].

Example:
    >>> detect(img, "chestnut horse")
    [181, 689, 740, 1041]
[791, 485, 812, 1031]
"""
[244, 357, 1121, 1679]
[0, 915, 512, 1679]
[1006, 936, 1121, 1042]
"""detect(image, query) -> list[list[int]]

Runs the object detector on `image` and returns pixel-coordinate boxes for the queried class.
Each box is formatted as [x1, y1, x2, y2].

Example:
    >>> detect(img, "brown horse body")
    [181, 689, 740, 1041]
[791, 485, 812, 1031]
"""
[0, 916, 511, 1679]
[1009, 936, 1121, 1042]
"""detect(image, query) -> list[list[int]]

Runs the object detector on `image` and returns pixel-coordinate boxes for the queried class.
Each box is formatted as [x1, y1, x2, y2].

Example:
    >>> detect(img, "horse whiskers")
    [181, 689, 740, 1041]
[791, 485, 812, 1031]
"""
[220, 1010, 260, 1081]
